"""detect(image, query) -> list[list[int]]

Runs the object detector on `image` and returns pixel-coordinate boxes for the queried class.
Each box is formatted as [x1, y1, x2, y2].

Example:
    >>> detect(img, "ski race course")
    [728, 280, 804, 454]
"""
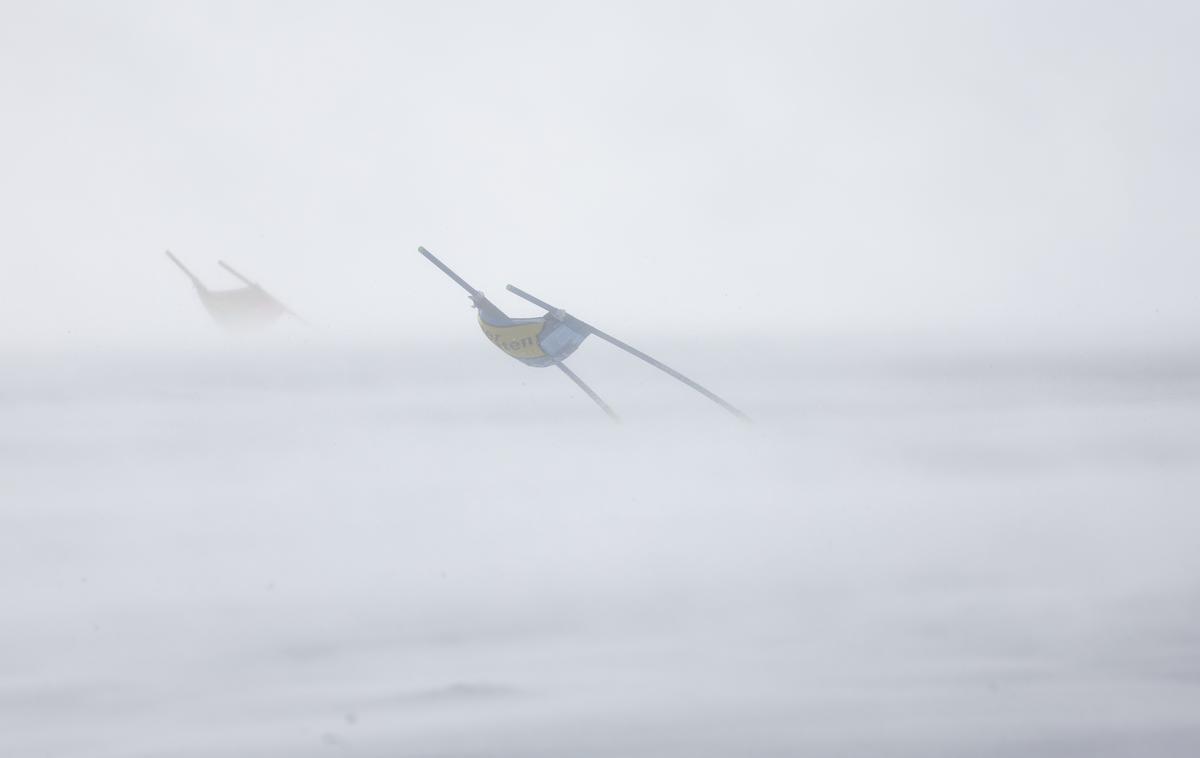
[3, 340, 1199, 757]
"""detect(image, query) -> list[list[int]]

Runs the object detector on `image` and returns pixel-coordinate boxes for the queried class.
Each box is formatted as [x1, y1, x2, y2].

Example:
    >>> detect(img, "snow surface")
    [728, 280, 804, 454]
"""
[3, 339, 1199, 756]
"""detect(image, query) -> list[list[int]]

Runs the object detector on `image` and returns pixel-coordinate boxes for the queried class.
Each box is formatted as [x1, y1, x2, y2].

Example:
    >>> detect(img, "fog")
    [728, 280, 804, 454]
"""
[3, 2, 1200, 756]
[3, 1, 1200, 346]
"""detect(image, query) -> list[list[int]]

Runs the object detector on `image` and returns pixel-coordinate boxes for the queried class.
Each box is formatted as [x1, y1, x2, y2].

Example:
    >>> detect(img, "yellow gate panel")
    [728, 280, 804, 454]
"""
[479, 317, 547, 359]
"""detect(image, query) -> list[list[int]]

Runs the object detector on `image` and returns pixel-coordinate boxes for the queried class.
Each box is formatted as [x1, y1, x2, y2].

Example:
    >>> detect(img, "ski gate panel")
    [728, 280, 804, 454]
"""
[479, 317, 548, 360]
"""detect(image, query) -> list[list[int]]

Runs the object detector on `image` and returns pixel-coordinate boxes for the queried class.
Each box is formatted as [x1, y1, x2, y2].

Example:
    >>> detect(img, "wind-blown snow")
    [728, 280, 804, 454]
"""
[2, 339, 1199, 757]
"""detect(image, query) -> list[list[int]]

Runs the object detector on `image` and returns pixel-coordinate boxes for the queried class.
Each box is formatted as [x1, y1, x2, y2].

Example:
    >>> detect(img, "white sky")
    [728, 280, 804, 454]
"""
[1, 1, 1197, 346]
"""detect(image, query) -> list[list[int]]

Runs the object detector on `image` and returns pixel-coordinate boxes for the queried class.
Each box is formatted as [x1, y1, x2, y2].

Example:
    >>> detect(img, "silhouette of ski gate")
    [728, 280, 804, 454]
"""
[165, 251, 308, 331]
[418, 246, 748, 423]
